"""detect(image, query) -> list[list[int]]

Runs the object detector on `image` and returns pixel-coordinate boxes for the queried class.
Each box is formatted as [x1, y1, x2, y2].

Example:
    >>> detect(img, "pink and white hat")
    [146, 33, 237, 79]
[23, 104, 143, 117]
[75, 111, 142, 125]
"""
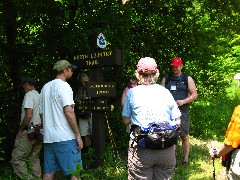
[137, 57, 158, 74]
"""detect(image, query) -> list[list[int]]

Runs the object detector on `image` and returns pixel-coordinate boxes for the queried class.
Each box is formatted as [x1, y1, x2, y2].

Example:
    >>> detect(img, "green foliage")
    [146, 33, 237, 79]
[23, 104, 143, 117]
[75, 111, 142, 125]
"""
[190, 82, 240, 140]
[81, 147, 95, 170]
[106, 109, 129, 151]
[0, 137, 5, 161]
[69, 163, 95, 179]
[0, 165, 19, 180]
[101, 145, 128, 179]
[80, 145, 127, 180]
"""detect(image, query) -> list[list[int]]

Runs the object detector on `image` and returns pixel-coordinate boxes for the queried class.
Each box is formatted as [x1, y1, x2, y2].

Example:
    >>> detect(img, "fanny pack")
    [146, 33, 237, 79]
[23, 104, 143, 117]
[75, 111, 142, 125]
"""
[130, 121, 179, 150]
[27, 124, 43, 141]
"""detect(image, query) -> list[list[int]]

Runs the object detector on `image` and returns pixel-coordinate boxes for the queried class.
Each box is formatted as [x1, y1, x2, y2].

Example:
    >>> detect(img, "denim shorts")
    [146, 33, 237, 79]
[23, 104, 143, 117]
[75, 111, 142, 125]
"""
[44, 139, 82, 175]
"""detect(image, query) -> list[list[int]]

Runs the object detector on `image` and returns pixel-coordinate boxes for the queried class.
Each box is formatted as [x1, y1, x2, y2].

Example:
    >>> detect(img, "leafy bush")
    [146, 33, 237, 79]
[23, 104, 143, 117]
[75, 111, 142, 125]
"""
[190, 84, 240, 140]
[0, 137, 5, 161]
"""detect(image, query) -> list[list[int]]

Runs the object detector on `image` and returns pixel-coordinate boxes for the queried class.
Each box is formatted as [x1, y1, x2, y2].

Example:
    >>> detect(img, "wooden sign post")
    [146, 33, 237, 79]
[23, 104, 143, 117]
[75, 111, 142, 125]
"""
[71, 33, 123, 167]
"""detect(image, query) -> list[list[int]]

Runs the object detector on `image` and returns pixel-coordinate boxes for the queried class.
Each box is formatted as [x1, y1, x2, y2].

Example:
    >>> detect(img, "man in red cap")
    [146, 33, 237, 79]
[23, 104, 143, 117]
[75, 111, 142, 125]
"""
[161, 57, 198, 166]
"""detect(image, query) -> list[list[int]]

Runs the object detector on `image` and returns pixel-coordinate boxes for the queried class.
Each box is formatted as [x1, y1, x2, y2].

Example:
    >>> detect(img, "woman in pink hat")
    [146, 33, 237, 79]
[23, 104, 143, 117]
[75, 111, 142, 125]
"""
[122, 57, 181, 180]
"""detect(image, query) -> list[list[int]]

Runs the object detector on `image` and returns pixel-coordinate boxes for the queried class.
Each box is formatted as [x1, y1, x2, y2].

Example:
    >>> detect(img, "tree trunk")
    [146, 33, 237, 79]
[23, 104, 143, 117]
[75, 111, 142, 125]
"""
[3, 0, 20, 120]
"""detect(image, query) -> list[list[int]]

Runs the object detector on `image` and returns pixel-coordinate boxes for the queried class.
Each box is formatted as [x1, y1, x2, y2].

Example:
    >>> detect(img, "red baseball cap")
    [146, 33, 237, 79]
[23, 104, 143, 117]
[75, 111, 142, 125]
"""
[171, 57, 183, 67]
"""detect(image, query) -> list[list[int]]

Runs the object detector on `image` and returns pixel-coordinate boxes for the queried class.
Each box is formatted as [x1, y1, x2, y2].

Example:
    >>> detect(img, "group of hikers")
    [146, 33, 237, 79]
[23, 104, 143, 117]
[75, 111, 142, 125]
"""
[11, 57, 239, 180]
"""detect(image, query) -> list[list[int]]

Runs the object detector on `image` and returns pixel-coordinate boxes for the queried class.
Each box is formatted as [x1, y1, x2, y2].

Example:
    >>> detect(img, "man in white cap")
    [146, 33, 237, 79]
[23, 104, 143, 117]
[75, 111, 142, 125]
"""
[122, 57, 181, 179]
[39, 60, 83, 180]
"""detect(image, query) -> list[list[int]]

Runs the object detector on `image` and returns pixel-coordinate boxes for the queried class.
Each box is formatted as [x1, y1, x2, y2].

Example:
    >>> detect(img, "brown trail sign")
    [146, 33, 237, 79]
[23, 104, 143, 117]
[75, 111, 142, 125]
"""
[71, 33, 123, 167]
[74, 49, 122, 67]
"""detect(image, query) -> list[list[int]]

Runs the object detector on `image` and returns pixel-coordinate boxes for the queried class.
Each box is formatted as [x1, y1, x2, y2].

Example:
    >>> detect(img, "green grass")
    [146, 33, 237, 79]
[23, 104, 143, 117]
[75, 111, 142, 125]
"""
[1, 136, 227, 179]
[173, 136, 227, 180]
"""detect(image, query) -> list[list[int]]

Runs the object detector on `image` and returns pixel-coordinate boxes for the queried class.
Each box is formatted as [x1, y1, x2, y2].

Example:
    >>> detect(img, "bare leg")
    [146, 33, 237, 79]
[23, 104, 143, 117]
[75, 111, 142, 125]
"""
[70, 175, 79, 180]
[43, 173, 55, 180]
[181, 135, 190, 162]
[43, 173, 79, 180]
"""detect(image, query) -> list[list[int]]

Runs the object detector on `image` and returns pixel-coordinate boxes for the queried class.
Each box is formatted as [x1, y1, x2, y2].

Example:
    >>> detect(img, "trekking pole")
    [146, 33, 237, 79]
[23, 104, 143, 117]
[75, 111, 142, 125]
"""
[211, 141, 216, 180]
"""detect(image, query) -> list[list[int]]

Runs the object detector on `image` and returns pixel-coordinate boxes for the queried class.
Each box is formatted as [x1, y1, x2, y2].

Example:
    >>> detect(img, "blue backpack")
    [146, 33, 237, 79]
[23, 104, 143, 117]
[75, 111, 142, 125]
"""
[132, 121, 179, 150]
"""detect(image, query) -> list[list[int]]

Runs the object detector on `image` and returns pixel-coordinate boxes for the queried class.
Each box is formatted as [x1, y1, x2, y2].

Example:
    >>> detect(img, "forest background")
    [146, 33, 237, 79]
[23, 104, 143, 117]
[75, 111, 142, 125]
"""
[1, 0, 240, 179]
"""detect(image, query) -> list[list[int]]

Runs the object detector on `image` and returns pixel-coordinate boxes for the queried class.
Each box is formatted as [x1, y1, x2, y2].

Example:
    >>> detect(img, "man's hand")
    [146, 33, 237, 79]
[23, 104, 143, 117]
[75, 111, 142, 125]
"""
[16, 130, 23, 139]
[76, 134, 84, 151]
[209, 147, 219, 158]
[176, 100, 185, 106]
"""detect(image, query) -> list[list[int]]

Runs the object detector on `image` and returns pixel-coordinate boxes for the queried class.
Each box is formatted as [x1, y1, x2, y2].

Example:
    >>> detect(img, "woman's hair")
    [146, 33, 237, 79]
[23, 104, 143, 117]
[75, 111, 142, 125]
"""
[135, 69, 159, 85]
[128, 77, 136, 86]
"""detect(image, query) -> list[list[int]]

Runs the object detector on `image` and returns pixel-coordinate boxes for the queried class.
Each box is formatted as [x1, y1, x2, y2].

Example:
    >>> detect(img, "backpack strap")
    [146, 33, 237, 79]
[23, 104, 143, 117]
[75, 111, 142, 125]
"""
[164, 73, 172, 87]
[182, 73, 188, 91]
[165, 73, 189, 92]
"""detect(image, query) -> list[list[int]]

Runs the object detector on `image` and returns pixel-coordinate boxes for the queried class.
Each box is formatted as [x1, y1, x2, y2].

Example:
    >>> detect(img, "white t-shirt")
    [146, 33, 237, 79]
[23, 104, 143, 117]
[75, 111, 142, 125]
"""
[39, 79, 75, 143]
[21, 90, 41, 127]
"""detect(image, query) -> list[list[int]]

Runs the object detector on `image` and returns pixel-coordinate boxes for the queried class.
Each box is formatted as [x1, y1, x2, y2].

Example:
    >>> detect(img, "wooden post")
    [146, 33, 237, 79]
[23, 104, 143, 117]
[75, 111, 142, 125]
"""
[89, 34, 103, 167]
[90, 73, 105, 166]
[71, 32, 123, 168]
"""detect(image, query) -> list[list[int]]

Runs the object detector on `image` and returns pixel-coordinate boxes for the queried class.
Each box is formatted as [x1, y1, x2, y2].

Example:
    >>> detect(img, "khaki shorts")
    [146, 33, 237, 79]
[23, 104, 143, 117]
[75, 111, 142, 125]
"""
[79, 116, 92, 136]
[128, 139, 175, 180]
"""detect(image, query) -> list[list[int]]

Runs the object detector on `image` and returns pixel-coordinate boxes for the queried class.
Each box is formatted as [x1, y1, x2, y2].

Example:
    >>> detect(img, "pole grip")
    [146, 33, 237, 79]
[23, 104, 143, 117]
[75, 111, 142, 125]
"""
[211, 141, 215, 149]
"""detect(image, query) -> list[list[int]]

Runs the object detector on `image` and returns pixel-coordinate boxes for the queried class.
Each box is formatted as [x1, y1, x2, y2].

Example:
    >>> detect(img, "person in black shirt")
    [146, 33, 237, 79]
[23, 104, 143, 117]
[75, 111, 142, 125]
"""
[161, 57, 198, 166]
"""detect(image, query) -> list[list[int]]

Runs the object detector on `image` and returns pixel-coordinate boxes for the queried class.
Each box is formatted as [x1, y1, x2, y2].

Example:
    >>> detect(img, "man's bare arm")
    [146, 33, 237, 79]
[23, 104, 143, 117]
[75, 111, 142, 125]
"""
[19, 108, 32, 132]
[17, 108, 33, 137]
[176, 76, 198, 106]
[160, 77, 166, 87]
[64, 105, 81, 136]
[64, 105, 83, 150]
[183, 76, 198, 104]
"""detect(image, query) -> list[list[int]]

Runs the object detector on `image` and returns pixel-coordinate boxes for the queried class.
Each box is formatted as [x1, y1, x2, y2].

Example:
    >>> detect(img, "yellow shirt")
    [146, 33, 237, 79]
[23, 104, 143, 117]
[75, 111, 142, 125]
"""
[224, 105, 240, 148]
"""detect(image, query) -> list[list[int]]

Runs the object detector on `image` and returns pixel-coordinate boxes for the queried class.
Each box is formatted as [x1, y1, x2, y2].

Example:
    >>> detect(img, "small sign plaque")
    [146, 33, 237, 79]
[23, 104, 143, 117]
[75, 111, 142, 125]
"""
[77, 99, 110, 111]
[87, 82, 116, 97]
[97, 33, 106, 49]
